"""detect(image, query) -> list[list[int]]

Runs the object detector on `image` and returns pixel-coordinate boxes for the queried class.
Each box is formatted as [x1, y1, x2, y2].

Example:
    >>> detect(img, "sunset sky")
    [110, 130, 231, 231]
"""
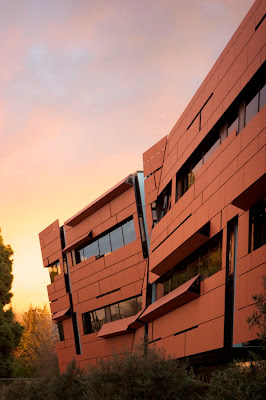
[0, 0, 254, 315]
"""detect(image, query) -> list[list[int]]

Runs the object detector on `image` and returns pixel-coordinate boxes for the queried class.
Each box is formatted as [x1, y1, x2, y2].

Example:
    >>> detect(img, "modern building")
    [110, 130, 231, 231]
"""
[39, 0, 266, 373]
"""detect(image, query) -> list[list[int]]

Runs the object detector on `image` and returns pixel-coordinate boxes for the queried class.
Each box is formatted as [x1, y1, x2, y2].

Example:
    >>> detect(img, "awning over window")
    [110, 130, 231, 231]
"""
[52, 308, 70, 322]
[151, 223, 210, 276]
[97, 311, 144, 339]
[231, 174, 266, 211]
[63, 231, 92, 253]
[139, 274, 200, 323]
[65, 175, 133, 227]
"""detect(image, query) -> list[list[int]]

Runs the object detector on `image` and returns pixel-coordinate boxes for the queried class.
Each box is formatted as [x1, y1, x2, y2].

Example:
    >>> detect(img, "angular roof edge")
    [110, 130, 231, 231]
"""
[65, 174, 134, 227]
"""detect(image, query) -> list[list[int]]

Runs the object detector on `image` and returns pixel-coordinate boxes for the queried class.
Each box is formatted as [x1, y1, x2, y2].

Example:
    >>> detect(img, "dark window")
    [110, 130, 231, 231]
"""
[228, 116, 239, 136]
[151, 202, 158, 227]
[161, 233, 222, 295]
[122, 219, 136, 245]
[48, 261, 61, 283]
[156, 181, 172, 222]
[98, 234, 111, 256]
[57, 321, 64, 341]
[203, 137, 220, 164]
[82, 295, 142, 334]
[94, 308, 106, 331]
[245, 92, 259, 126]
[249, 198, 266, 252]
[110, 227, 124, 252]
[82, 312, 92, 335]
[74, 218, 135, 265]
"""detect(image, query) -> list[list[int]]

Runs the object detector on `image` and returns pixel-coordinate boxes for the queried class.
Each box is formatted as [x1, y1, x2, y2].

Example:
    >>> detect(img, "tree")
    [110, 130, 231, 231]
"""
[13, 305, 59, 378]
[0, 229, 23, 377]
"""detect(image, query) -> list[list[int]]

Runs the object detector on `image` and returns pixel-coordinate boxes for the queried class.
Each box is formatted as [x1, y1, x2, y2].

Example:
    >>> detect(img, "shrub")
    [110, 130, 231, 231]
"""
[85, 342, 202, 400]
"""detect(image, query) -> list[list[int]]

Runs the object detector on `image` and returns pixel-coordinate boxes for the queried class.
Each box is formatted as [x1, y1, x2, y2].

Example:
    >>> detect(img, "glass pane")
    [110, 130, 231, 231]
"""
[48, 261, 61, 283]
[200, 251, 209, 277]
[98, 234, 111, 256]
[164, 279, 170, 296]
[187, 257, 199, 280]
[110, 304, 120, 321]
[110, 226, 124, 252]
[170, 274, 178, 292]
[220, 122, 228, 143]
[57, 321, 64, 341]
[84, 243, 94, 260]
[176, 266, 187, 287]
[188, 171, 195, 189]
[209, 242, 221, 276]
[105, 306, 111, 323]
[192, 157, 203, 176]
[245, 93, 259, 126]
[136, 296, 142, 312]
[228, 117, 239, 136]
[90, 311, 97, 333]
[251, 199, 266, 251]
[122, 220, 136, 245]
[203, 138, 220, 164]
[94, 308, 106, 331]
[176, 177, 183, 201]
[259, 83, 266, 110]
[75, 250, 81, 264]
[91, 241, 99, 258]
[183, 173, 188, 194]
[82, 312, 92, 335]
[119, 298, 138, 319]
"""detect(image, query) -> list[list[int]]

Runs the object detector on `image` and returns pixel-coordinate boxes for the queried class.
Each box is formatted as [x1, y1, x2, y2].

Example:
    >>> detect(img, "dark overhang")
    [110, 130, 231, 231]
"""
[63, 231, 92, 253]
[151, 222, 210, 276]
[97, 311, 143, 339]
[139, 274, 200, 323]
[231, 173, 266, 211]
[52, 308, 70, 322]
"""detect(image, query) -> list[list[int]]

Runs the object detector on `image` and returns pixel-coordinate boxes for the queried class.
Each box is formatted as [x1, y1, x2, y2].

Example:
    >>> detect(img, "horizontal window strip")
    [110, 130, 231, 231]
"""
[255, 13, 265, 31]
[149, 337, 162, 344]
[97, 288, 121, 299]
[174, 325, 198, 336]
[187, 93, 213, 130]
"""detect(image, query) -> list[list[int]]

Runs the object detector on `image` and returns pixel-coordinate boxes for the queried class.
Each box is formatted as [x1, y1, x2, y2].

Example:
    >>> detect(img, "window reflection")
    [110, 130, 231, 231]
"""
[110, 227, 124, 252]
[75, 218, 136, 265]
[245, 93, 259, 126]
[99, 234, 111, 256]
[161, 233, 222, 296]
[82, 295, 142, 334]
[48, 261, 61, 283]
[122, 219, 136, 245]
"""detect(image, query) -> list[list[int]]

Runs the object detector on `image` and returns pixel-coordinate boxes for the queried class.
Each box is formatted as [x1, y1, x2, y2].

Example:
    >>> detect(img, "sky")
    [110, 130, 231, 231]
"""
[0, 0, 254, 315]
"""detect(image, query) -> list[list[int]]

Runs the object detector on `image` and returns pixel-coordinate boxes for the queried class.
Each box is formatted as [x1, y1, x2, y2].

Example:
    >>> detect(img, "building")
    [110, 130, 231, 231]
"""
[39, 0, 266, 373]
